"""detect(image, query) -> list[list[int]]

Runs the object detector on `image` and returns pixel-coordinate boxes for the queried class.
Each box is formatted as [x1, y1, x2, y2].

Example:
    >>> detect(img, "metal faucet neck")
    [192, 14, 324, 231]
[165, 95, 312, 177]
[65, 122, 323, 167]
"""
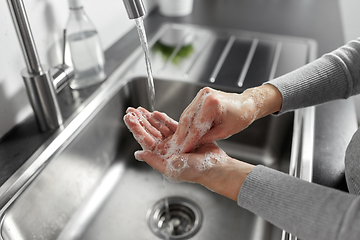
[123, 0, 146, 19]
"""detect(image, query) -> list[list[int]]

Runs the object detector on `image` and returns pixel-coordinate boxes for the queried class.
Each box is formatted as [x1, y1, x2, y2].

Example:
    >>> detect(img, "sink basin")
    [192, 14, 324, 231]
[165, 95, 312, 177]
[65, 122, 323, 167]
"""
[0, 23, 316, 240]
[0, 77, 290, 240]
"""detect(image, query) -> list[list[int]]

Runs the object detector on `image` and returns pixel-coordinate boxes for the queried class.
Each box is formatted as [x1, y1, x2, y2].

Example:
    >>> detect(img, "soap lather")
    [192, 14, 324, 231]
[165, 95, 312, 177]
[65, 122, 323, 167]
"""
[66, 0, 106, 90]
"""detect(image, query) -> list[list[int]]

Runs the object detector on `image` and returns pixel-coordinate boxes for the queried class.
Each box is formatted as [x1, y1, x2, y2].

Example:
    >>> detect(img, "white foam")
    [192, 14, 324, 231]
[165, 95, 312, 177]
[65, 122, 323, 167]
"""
[164, 155, 189, 183]
[196, 149, 227, 171]
[161, 142, 228, 182]
[245, 87, 270, 112]
[124, 112, 156, 150]
[186, 91, 215, 142]
[124, 96, 230, 182]
[154, 90, 228, 181]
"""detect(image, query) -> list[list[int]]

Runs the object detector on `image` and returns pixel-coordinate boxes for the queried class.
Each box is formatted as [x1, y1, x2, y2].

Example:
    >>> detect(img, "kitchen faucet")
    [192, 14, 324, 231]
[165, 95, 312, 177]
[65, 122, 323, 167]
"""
[6, 0, 74, 132]
[6, 0, 145, 132]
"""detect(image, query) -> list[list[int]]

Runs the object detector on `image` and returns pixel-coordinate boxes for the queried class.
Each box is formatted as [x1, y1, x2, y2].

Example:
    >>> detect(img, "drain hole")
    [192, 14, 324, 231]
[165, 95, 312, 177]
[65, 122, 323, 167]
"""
[158, 204, 194, 236]
[148, 197, 203, 240]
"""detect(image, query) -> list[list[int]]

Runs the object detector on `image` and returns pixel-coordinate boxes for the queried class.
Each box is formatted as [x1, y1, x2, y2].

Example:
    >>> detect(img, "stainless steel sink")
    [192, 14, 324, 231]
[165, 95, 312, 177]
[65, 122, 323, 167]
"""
[0, 23, 317, 240]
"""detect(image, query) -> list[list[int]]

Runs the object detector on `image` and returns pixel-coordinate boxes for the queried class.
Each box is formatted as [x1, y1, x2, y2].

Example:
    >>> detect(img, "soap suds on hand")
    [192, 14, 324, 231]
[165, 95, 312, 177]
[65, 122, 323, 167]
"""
[124, 107, 228, 182]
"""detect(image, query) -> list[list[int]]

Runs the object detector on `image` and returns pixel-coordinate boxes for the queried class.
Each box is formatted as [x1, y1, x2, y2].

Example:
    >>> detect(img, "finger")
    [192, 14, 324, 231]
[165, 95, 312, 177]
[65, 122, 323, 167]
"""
[135, 150, 167, 174]
[189, 99, 223, 140]
[198, 128, 225, 144]
[175, 87, 213, 147]
[138, 108, 174, 138]
[126, 107, 136, 114]
[181, 97, 219, 152]
[123, 113, 156, 150]
[129, 108, 163, 140]
[154, 137, 175, 156]
[153, 111, 178, 134]
[175, 103, 199, 147]
[199, 124, 233, 144]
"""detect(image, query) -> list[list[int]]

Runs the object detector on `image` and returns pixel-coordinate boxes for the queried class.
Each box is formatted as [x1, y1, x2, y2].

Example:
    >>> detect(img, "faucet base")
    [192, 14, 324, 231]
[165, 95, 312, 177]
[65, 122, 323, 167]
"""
[21, 65, 63, 131]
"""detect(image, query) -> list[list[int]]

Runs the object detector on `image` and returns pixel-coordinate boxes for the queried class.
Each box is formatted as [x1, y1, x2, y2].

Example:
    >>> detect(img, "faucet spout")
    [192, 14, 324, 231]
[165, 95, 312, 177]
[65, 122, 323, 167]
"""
[123, 0, 146, 19]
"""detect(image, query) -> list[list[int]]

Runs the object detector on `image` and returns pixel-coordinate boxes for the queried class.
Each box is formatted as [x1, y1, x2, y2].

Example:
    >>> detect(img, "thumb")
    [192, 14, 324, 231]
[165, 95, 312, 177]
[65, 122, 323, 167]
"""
[134, 150, 167, 174]
[134, 150, 145, 161]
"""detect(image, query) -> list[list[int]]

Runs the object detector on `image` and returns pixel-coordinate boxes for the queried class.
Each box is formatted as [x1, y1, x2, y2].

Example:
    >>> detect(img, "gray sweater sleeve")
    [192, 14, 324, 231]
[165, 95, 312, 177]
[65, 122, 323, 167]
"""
[237, 38, 360, 240]
[238, 166, 360, 240]
[267, 38, 360, 114]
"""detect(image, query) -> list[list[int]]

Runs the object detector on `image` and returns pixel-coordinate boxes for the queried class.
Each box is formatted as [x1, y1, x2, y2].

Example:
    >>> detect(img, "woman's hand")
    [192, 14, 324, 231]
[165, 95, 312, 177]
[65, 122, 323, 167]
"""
[174, 84, 282, 153]
[124, 106, 254, 201]
[135, 142, 227, 183]
[135, 144, 254, 201]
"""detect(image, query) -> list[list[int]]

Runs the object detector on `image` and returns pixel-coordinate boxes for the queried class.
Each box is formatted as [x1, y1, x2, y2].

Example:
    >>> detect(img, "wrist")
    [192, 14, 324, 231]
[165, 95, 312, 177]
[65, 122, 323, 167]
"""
[243, 84, 283, 120]
[199, 157, 254, 201]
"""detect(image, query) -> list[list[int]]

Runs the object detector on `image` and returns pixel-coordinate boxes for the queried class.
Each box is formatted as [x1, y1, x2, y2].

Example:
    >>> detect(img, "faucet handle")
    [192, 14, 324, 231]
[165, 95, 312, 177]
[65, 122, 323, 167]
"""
[52, 29, 74, 93]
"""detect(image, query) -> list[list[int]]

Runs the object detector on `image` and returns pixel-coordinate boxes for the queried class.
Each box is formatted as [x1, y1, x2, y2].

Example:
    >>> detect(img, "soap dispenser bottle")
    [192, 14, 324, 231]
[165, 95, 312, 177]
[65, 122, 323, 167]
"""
[66, 0, 106, 90]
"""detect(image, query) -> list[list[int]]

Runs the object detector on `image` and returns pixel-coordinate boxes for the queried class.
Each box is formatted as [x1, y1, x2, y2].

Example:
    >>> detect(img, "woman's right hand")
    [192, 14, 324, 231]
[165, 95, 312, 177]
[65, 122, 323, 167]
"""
[174, 84, 282, 153]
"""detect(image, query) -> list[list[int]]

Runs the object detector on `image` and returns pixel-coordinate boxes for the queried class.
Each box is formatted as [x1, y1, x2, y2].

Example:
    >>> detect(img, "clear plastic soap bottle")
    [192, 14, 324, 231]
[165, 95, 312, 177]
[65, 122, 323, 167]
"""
[66, 0, 106, 89]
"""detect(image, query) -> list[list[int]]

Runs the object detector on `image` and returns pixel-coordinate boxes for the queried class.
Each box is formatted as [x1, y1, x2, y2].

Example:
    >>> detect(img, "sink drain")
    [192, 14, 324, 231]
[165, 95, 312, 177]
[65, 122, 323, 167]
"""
[148, 197, 203, 240]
